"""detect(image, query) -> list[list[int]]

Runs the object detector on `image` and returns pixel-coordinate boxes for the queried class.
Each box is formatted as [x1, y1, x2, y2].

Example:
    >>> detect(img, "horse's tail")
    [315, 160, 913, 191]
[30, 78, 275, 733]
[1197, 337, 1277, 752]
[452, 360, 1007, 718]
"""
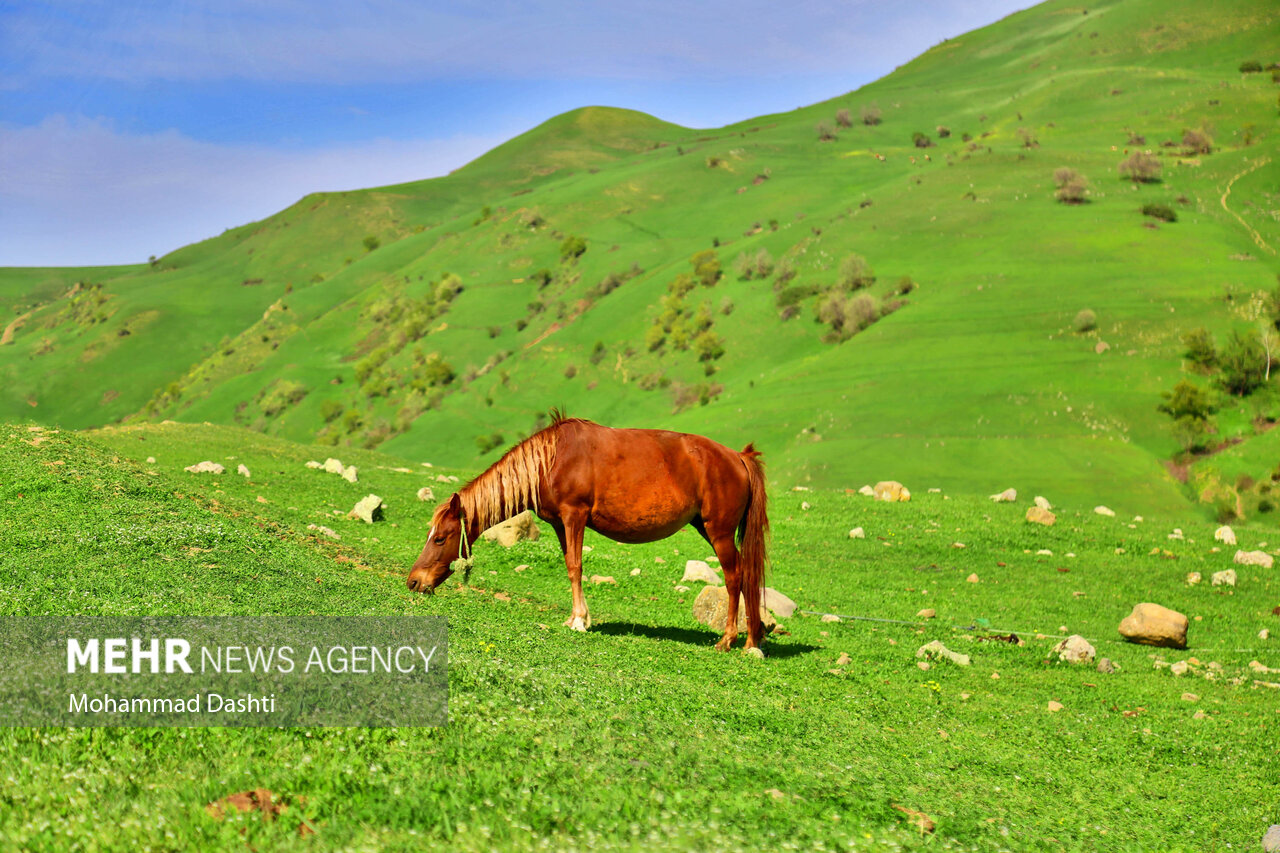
[736, 444, 769, 610]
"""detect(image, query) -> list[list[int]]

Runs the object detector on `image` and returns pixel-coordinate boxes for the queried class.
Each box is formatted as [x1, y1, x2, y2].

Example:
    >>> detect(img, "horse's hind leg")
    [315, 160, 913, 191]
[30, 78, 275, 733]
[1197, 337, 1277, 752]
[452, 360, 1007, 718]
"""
[706, 530, 744, 652]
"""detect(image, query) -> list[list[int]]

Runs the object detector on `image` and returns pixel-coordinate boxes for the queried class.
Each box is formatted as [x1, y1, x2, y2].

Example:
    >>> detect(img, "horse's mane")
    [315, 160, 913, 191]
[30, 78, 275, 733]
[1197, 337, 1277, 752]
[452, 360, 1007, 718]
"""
[445, 410, 592, 531]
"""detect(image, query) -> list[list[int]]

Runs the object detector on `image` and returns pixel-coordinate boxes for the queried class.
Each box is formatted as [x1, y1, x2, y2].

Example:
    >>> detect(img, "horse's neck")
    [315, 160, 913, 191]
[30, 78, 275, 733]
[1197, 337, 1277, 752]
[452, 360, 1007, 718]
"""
[460, 472, 535, 534]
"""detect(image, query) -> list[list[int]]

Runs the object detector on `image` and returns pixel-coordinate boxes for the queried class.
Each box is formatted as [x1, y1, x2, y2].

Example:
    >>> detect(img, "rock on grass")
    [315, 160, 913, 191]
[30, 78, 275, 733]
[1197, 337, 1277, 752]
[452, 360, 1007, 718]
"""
[1118, 602, 1188, 649]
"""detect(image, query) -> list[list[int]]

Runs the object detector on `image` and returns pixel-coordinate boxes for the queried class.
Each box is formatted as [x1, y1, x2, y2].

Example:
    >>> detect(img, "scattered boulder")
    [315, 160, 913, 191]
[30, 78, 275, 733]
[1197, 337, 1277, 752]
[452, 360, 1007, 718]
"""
[1025, 505, 1056, 526]
[1034, 496, 1052, 510]
[237, 464, 251, 478]
[481, 510, 541, 547]
[1235, 549, 1274, 569]
[989, 488, 1017, 503]
[184, 461, 224, 474]
[322, 458, 345, 474]
[1047, 700, 1064, 713]
[692, 586, 777, 634]
[341, 466, 358, 483]
[1211, 569, 1237, 587]
[1094, 341, 1109, 354]
[849, 527, 866, 539]
[1168, 528, 1184, 540]
[820, 613, 842, 623]
[873, 481, 910, 502]
[800, 501, 811, 511]
[306, 524, 340, 540]
[681, 560, 720, 584]
[1053, 635, 1096, 664]
[764, 588, 797, 618]
[629, 568, 641, 577]
[1186, 572, 1202, 585]
[917, 608, 936, 619]
[417, 486, 435, 502]
[858, 485, 875, 497]
[916, 640, 970, 666]
[1170, 660, 1189, 676]
[966, 573, 980, 583]
[835, 652, 852, 666]
[348, 494, 384, 524]
[589, 575, 616, 585]
[1214, 525, 1236, 546]
[1118, 603, 1189, 649]
[305, 460, 323, 469]
[1094, 506, 1116, 517]
[146, 456, 156, 464]
[1264, 826, 1280, 853]
[1097, 658, 1116, 674]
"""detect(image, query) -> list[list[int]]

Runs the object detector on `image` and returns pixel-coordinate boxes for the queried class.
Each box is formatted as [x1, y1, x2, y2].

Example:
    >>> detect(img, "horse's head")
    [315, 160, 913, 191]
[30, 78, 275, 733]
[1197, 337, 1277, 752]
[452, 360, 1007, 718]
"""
[407, 493, 467, 594]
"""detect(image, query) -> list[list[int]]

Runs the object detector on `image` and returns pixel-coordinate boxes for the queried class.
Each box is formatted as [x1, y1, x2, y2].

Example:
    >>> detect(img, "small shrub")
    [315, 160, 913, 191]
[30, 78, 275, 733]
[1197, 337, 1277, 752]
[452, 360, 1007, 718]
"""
[912, 132, 933, 148]
[1159, 380, 1216, 421]
[589, 341, 607, 365]
[1182, 327, 1217, 368]
[691, 250, 721, 287]
[320, 399, 344, 423]
[1239, 60, 1263, 74]
[559, 235, 587, 262]
[774, 256, 797, 285]
[644, 325, 665, 352]
[1141, 203, 1177, 222]
[1218, 329, 1268, 396]
[732, 252, 755, 281]
[362, 235, 380, 252]
[1074, 309, 1097, 333]
[860, 105, 881, 126]
[896, 276, 917, 295]
[694, 330, 725, 362]
[1182, 129, 1213, 154]
[1118, 151, 1161, 183]
[476, 433, 505, 454]
[835, 108, 852, 128]
[1053, 167, 1089, 204]
[719, 297, 735, 316]
[837, 254, 875, 290]
[816, 121, 838, 142]
[936, 126, 951, 138]
[564, 364, 577, 379]
[531, 269, 553, 289]
[1017, 128, 1038, 148]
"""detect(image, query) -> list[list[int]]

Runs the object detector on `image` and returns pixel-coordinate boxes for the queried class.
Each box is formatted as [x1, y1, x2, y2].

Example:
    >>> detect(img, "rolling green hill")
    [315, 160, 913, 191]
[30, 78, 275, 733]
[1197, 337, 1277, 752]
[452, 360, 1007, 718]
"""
[2, 0, 1278, 518]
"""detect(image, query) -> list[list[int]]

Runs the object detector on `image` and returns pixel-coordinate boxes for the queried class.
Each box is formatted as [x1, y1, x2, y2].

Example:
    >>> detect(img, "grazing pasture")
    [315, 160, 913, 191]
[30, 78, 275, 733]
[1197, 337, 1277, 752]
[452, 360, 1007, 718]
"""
[2, 421, 1276, 851]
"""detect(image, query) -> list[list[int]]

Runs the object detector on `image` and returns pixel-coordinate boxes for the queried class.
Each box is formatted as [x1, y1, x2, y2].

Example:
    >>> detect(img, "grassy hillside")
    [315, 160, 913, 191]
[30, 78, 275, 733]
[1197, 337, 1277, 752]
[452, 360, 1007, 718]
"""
[3, 421, 1278, 850]
[2, 0, 1279, 518]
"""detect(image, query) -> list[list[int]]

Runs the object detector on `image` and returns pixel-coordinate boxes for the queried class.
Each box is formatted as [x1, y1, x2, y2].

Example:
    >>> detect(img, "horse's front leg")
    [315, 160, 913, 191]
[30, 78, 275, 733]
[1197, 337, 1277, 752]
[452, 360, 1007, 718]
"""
[554, 511, 591, 632]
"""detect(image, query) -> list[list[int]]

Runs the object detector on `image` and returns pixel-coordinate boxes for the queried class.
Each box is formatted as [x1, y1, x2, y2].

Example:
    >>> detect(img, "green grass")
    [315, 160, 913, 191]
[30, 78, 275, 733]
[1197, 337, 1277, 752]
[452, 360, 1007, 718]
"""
[2, 421, 1278, 850]
[1, 0, 1278, 520]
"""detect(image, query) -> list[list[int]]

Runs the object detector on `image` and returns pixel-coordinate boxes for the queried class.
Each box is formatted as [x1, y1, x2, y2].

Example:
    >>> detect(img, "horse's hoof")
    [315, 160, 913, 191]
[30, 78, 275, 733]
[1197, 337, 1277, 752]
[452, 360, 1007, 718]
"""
[743, 647, 765, 659]
[568, 616, 588, 632]
[714, 638, 732, 652]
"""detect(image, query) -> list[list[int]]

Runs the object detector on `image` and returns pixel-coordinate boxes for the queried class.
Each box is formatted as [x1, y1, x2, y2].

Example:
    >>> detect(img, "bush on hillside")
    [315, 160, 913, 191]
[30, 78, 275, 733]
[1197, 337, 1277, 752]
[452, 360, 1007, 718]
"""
[1118, 151, 1161, 183]
[774, 255, 797, 285]
[860, 105, 882, 126]
[1182, 327, 1217, 369]
[1017, 128, 1038, 148]
[835, 108, 853, 129]
[1217, 329, 1268, 396]
[320, 399, 344, 423]
[1053, 167, 1089, 204]
[1182, 129, 1213, 155]
[1074, 309, 1097, 333]
[362, 235, 380, 252]
[912, 132, 933, 148]
[476, 433, 505, 454]
[837, 253, 875, 290]
[1239, 60, 1263, 73]
[817, 293, 878, 343]
[691, 250, 721, 287]
[816, 122, 838, 142]
[1141, 203, 1177, 222]
[936, 126, 951, 138]
[559, 235, 587, 262]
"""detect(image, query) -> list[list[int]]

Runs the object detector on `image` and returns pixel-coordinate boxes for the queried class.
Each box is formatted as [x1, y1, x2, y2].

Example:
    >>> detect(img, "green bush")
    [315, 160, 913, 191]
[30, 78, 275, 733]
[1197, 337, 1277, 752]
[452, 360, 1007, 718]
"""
[1217, 329, 1268, 396]
[320, 399, 344, 423]
[1118, 152, 1161, 183]
[1182, 328, 1217, 368]
[1239, 60, 1263, 73]
[559, 235, 587, 262]
[1141, 203, 1177, 222]
[1053, 167, 1089, 204]
[1074, 309, 1097, 333]
[912, 132, 933, 148]
[836, 254, 875, 290]
[860, 105, 881, 126]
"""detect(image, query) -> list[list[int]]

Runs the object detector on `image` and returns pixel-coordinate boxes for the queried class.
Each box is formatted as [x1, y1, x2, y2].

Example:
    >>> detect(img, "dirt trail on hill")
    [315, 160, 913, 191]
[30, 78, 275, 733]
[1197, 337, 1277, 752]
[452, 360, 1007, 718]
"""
[1220, 157, 1274, 255]
[0, 310, 32, 346]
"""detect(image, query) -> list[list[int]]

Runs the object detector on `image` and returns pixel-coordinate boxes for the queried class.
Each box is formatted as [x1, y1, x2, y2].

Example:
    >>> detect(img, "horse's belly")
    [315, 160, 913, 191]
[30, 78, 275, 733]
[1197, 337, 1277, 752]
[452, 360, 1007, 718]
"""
[588, 499, 696, 544]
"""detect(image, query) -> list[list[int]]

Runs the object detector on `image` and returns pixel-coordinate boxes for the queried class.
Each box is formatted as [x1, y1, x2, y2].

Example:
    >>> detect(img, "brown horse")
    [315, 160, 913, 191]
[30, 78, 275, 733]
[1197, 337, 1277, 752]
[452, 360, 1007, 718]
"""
[407, 412, 770, 652]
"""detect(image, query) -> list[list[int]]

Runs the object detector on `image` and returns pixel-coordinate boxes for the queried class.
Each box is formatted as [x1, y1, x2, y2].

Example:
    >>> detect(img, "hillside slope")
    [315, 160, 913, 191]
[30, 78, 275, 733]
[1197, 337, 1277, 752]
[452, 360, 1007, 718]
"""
[2, 0, 1278, 516]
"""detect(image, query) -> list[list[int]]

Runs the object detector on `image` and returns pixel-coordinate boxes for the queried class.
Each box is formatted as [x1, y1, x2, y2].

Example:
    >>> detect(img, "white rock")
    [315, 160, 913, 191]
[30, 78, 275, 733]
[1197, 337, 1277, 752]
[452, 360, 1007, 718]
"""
[674, 585, 690, 593]
[1263, 824, 1280, 853]
[1214, 525, 1236, 545]
[322, 458, 345, 474]
[417, 486, 435, 502]
[763, 588, 797, 618]
[184, 461, 224, 474]
[348, 494, 384, 524]
[341, 465, 358, 483]
[849, 527, 866, 539]
[681, 560, 720, 584]
[305, 460, 323, 469]
[820, 614, 841, 623]
[800, 501, 811, 511]
[1211, 569, 1237, 587]
[1036, 549, 1053, 556]
[927, 487, 942, 493]
[629, 568, 641, 577]
[146, 456, 156, 464]
[1053, 635, 1096, 664]
[1186, 572, 1201, 585]
[306, 524, 340, 540]
[858, 485, 875, 496]
[237, 463, 251, 478]
[873, 481, 910, 502]
[1094, 506, 1116, 517]
[916, 640, 970, 666]
[1261, 629, 1271, 640]
[1235, 549, 1274, 569]
[989, 488, 1017, 503]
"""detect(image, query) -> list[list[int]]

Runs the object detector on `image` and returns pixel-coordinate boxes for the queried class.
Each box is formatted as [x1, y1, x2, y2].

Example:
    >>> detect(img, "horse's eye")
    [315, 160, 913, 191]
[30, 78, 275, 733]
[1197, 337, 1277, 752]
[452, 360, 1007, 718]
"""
[434, 537, 445, 546]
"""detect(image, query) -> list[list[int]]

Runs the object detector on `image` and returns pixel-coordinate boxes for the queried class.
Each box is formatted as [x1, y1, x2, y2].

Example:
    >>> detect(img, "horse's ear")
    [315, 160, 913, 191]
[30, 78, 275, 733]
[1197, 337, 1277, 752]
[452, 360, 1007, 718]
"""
[447, 492, 462, 513]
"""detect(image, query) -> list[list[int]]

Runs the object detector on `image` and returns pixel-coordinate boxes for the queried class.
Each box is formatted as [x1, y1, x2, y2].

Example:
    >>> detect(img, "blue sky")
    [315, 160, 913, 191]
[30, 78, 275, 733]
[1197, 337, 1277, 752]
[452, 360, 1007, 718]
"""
[1, 0, 1032, 267]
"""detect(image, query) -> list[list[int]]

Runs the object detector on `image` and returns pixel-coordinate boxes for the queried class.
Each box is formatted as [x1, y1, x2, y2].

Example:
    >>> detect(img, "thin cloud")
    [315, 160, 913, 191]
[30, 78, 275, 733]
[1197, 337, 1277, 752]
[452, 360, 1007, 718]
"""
[0, 115, 503, 267]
